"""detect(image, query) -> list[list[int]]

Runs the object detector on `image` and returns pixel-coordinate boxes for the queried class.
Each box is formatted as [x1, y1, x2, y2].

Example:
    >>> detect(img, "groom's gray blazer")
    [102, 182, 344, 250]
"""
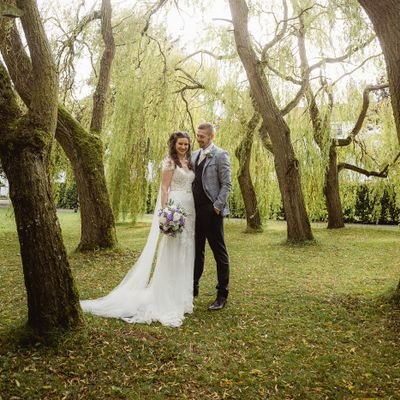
[192, 145, 232, 216]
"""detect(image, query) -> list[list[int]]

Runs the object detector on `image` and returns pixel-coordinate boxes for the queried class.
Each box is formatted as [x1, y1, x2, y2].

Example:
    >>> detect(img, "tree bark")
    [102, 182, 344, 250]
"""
[235, 112, 263, 232]
[358, 0, 400, 143]
[0, 17, 117, 251]
[324, 145, 345, 228]
[57, 107, 117, 250]
[0, 1, 80, 333]
[229, 0, 313, 242]
[90, 0, 115, 134]
[296, 19, 345, 229]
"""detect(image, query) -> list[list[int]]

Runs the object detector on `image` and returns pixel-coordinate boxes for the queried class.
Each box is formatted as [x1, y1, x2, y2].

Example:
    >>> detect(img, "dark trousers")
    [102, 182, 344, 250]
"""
[194, 202, 230, 298]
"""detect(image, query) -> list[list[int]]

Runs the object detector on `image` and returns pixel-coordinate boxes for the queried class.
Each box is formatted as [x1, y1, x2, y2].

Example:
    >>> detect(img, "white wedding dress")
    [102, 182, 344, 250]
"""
[80, 161, 195, 327]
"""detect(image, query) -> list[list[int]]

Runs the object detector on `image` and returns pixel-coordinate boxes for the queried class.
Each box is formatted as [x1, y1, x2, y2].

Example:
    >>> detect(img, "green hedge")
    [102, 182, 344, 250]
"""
[55, 182, 79, 210]
[342, 183, 400, 225]
[228, 183, 400, 225]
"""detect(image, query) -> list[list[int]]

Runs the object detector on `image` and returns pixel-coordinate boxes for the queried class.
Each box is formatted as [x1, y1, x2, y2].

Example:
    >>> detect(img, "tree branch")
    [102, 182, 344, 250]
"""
[281, 14, 310, 117]
[343, 83, 390, 143]
[309, 35, 375, 72]
[56, 9, 101, 70]
[16, 0, 58, 127]
[174, 67, 205, 93]
[176, 50, 236, 66]
[338, 162, 388, 178]
[263, 58, 302, 85]
[261, 0, 288, 59]
[0, 19, 33, 104]
[141, 0, 169, 36]
[0, 3, 23, 17]
[180, 91, 196, 135]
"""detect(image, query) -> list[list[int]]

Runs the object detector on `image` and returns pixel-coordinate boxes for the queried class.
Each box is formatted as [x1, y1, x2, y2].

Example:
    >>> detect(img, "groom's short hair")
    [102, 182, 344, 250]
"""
[198, 122, 216, 136]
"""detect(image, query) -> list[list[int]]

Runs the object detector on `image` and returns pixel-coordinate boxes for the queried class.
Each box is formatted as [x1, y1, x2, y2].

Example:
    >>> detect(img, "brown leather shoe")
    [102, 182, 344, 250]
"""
[208, 296, 227, 311]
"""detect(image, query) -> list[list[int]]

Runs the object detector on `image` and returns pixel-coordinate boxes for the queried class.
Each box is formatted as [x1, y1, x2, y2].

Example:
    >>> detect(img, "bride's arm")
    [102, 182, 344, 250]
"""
[161, 159, 174, 207]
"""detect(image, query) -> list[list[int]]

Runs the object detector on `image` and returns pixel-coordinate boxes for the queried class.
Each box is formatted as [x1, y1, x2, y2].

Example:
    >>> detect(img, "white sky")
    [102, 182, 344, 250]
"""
[36, 0, 382, 100]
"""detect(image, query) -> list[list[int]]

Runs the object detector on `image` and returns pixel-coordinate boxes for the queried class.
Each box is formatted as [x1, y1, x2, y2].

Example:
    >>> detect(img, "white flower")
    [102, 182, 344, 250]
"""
[173, 212, 181, 221]
[159, 216, 167, 224]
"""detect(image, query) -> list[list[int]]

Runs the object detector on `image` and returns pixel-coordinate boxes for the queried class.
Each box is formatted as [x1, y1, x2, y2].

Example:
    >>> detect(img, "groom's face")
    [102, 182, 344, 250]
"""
[196, 128, 213, 149]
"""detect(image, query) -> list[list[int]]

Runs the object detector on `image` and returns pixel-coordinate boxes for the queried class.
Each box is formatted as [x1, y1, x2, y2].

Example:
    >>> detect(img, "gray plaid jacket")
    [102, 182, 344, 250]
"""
[191, 145, 232, 216]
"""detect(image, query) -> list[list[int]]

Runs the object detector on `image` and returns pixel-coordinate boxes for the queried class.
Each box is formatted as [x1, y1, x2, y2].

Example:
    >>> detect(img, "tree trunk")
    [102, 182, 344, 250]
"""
[296, 16, 345, 229]
[358, 0, 400, 143]
[57, 107, 117, 250]
[229, 0, 313, 242]
[358, 0, 400, 295]
[0, 18, 117, 251]
[1, 146, 81, 332]
[0, 0, 80, 333]
[324, 145, 345, 229]
[235, 112, 263, 232]
[90, 0, 115, 134]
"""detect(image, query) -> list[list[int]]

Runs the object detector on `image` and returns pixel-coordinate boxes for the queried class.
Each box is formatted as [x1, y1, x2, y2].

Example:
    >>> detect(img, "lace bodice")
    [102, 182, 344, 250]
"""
[170, 167, 195, 192]
[162, 158, 195, 192]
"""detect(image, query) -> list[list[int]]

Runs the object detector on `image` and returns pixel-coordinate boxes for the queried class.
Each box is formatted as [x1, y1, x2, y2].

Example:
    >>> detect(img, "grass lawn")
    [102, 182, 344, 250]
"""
[1, 207, 400, 399]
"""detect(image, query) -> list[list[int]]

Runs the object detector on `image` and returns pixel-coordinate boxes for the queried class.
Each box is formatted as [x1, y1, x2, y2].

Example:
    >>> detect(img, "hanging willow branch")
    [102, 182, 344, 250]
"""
[56, 8, 101, 71]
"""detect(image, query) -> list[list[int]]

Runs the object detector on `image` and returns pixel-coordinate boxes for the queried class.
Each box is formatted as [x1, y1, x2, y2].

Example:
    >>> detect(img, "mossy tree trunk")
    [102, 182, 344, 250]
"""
[235, 112, 263, 232]
[0, 12, 117, 251]
[0, 0, 80, 334]
[229, 0, 314, 242]
[57, 108, 117, 250]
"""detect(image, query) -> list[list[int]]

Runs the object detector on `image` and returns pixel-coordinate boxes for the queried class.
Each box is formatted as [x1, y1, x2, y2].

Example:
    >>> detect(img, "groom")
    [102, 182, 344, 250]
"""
[192, 122, 231, 311]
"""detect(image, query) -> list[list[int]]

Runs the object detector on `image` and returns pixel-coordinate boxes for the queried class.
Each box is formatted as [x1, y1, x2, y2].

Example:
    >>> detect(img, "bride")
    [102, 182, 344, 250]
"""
[80, 131, 195, 327]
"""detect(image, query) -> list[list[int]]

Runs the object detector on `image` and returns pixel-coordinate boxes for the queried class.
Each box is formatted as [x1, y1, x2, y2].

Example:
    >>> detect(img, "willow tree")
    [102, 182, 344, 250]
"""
[105, 17, 207, 220]
[229, 0, 313, 242]
[0, 1, 80, 333]
[294, 9, 379, 228]
[0, 2, 116, 251]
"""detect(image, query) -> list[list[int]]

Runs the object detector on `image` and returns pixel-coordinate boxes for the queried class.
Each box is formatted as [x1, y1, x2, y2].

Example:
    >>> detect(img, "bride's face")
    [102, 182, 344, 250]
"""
[175, 138, 190, 158]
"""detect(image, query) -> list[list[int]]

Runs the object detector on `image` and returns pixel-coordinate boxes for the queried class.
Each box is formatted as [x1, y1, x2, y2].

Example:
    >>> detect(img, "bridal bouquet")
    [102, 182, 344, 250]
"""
[158, 200, 187, 237]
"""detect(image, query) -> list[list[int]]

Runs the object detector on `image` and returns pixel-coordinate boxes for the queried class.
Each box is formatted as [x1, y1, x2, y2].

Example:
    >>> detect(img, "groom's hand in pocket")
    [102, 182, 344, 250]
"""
[214, 207, 221, 215]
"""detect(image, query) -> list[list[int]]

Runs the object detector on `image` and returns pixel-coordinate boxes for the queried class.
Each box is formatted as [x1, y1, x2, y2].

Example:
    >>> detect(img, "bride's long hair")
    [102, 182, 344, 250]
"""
[168, 131, 193, 170]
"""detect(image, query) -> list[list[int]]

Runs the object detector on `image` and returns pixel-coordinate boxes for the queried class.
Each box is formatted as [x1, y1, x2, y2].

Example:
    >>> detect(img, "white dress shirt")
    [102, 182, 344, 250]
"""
[198, 143, 214, 164]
